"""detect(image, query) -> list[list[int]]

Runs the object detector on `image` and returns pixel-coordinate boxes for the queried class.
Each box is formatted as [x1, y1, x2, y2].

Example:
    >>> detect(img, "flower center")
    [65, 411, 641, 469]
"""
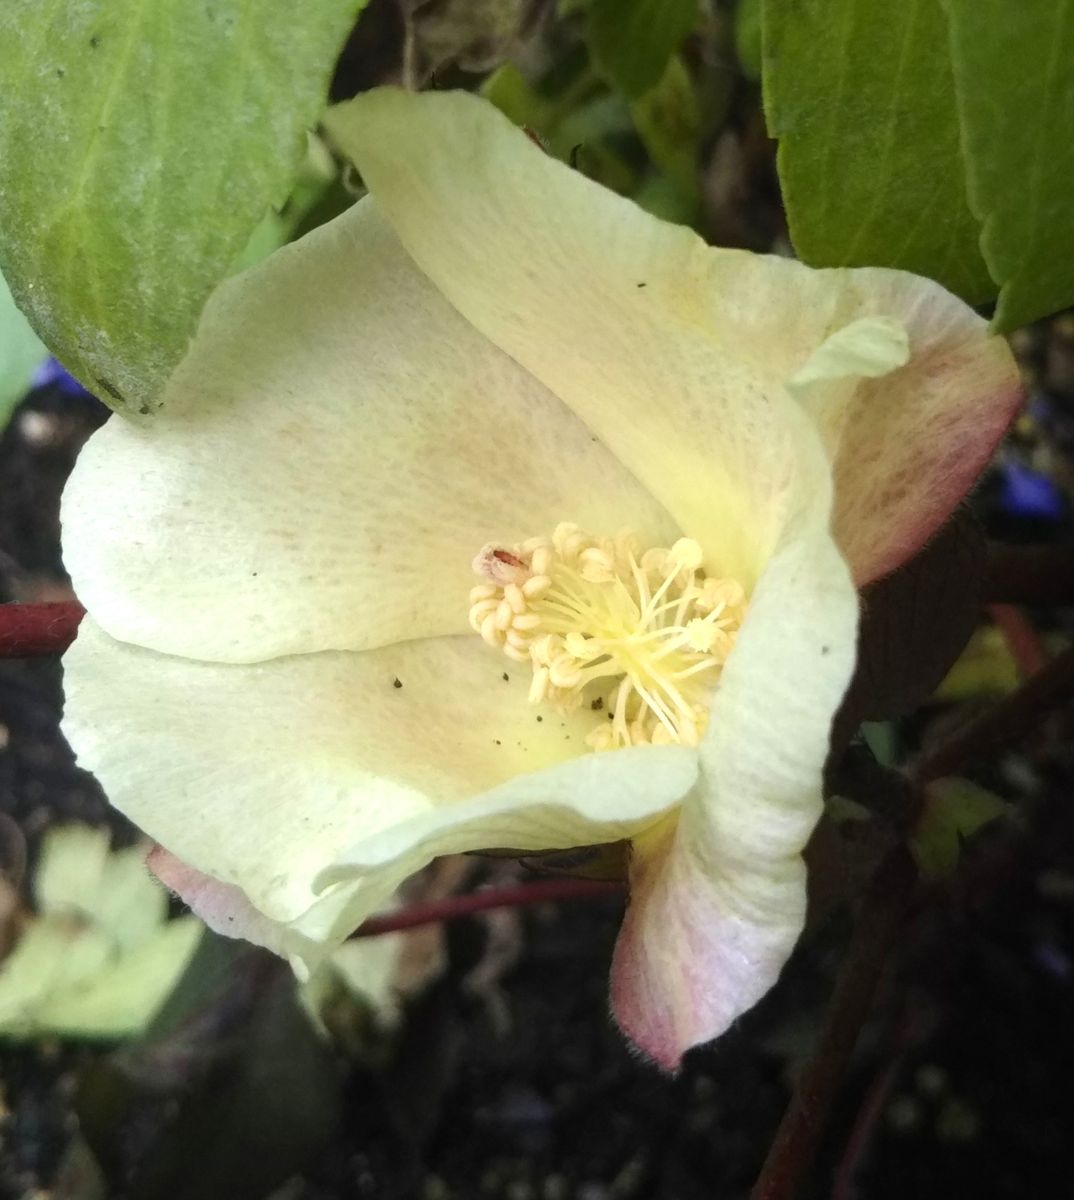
[468, 523, 746, 750]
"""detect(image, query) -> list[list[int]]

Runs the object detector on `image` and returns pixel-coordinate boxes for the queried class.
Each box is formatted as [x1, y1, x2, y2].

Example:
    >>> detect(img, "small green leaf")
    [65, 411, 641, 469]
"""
[481, 63, 559, 133]
[589, 0, 699, 99]
[1, 262, 45, 428]
[912, 777, 1011, 879]
[762, 0, 994, 302]
[936, 625, 1020, 703]
[0, 0, 364, 415]
[943, 0, 1074, 330]
[734, 0, 764, 80]
[0, 826, 200, 1040]
[630, 55, 703, 216]
[32, 919, 202, 1038]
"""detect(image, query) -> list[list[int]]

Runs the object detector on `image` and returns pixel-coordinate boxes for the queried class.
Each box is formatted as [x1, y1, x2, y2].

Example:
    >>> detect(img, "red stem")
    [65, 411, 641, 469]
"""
[352, 876, 624, 937]
[831, 1007, 915, 1200]
[0, 601, 84, 657]
[751, 850, 917, 1200]
[987, 603, 1048, 678]
[916, 637, 1074, 784]
[754, 637, 1074, 1200]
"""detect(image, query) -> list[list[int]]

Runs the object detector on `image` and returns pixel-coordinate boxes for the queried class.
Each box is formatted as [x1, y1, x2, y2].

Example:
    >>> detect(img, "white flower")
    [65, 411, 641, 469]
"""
[60, 89, 1020, 1069]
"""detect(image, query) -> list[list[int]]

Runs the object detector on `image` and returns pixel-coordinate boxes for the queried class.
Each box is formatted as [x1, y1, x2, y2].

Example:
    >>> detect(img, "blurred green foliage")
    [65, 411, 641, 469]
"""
[912, 778, 1012, 879]
[587, 0, 700, 98]
[1, 261, 45, 429]
[0, 826, 199, 1039]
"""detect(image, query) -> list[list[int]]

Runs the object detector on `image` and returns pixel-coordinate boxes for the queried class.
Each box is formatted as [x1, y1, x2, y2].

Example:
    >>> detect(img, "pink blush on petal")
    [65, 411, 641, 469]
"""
[147, 844, 292, 955]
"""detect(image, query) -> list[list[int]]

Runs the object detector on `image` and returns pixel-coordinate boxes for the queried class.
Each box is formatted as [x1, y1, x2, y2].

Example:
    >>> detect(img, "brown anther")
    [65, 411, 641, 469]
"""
[473, 544, 531, 586]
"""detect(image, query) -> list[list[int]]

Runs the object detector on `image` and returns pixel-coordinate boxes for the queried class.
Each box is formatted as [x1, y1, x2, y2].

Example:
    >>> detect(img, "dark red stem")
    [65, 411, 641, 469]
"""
[353, 877, 624, 938]
[753, 637, 1074, 1200]
[0, 601, 84, 657]
[916, 637, 1074, 784]
[750, 850, 917, 1200]
[831, 1008, 915, 1200]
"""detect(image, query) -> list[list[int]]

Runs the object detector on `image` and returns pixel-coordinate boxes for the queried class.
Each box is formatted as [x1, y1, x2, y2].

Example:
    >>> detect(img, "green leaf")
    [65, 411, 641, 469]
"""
[0, 0, 364, 415]
[762, 0, 993, 302]
[1, 262, 46, 428]
[481, 63, 560, 134]
[943, 0, 1074, 330]
[0, 826, 200, 1040]
[32, 919, 201, 1039]
[589, 0, 699, 99]
[734, 0, 764, 80]
[936, 625, 1020, 703]
[630, 55, 703, 216]
[127, 957, 341, 1200]
[911, 777, 1011, 879]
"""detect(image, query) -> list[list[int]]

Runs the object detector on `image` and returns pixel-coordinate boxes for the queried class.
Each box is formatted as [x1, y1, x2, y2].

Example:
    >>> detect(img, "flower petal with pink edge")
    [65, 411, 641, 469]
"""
[822, 270, 1023, 584]
[611, 433, 857, 1069]
[146, 846, 301, 960]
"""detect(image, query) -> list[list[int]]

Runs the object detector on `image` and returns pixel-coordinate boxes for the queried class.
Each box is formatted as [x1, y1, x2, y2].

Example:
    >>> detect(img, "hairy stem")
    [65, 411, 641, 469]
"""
[753, 637, 1074, 1200]
[353, 876, 624, 938]
[916, 638, 1074, 783]
[0, 601, 84, 657]
[750, 850, 917, 1200]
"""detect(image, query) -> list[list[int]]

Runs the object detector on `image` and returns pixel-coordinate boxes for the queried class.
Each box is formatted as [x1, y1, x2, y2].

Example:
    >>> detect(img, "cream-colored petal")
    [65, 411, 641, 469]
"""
[62, 198, 676, 663]
[788, 317, 909, 393]
[328, 90, 833, 588]
[328, 88, 1020, 588]
[611, 423, 858, 1067]
[315, 743, 695, 891]
[63, 619, 696, 961]
[787, 316, 909, 450]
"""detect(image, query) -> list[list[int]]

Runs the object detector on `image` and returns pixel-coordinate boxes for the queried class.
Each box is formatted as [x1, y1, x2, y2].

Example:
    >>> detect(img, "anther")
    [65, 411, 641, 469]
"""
[468, 523, 747, 750]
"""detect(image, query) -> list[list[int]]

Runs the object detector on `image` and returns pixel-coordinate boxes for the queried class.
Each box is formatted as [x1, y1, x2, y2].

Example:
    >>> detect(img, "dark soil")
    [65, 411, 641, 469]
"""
[2, 358, 1074, 1200]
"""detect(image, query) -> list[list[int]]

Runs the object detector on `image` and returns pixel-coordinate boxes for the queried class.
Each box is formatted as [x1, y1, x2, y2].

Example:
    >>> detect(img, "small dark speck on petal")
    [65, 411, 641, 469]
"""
[392, 677, 403, 689]
[821, 645, 830, 656]
[636, 282, 647, 288]
[536, 715, 543, 722]
[502, 672, 510, 682]
[494, 739, 501, 745]
[591, 697, 604, 711]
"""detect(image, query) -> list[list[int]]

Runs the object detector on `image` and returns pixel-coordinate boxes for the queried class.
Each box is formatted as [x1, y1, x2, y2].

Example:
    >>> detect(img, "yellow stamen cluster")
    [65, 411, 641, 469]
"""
[468, 523, 746, 750]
